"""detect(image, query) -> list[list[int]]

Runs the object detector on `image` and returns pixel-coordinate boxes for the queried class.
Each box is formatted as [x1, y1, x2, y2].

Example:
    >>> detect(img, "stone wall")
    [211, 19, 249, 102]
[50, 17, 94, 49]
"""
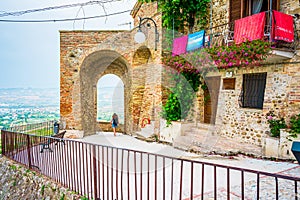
[212, 62, 300, 146]
[0, 156, 81, 199]
[60, 30, 126, 131]
[60, 3, 163, 136]
[204, 0, 300, 146]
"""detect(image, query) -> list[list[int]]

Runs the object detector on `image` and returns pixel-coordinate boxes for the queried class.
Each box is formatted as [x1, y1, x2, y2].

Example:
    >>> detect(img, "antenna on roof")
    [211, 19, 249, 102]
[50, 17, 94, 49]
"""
[118, 22, 132, 29]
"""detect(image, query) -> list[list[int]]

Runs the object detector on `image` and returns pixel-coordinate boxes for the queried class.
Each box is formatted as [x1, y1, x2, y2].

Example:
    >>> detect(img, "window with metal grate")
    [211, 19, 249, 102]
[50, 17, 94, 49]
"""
[239, 72, 267, 109]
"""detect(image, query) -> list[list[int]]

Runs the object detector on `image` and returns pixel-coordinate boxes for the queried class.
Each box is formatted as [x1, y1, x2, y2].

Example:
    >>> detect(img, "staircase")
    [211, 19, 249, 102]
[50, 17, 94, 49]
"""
[173, 123, 219, 153]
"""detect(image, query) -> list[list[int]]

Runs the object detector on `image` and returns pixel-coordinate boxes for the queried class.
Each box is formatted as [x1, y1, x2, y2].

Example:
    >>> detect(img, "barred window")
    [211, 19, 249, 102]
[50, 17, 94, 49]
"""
[239, 73, 267, 109]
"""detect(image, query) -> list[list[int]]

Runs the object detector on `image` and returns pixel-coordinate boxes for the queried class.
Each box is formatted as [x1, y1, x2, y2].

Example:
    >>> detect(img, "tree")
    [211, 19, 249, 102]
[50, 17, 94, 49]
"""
[138, 0, 210, 33]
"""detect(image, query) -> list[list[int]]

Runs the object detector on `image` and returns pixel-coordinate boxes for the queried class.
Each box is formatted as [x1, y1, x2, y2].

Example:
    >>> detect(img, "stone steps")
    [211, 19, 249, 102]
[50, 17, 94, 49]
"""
[173, 123, 218, 152]
[173, 135, 194, 151]
[195, 123, 216, 131]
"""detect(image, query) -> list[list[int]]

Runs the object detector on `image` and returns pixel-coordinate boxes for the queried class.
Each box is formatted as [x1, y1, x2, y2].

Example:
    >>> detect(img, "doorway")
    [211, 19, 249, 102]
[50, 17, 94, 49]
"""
[204, 76, 221, 124]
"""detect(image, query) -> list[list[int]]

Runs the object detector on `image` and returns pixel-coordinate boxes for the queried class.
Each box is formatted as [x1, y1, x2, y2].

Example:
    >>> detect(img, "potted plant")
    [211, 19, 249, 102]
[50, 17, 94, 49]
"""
[266, 110, 287, 137]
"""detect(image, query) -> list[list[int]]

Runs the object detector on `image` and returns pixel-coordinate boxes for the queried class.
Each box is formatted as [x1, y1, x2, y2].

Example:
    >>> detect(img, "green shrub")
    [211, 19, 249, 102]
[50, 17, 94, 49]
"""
[267, 118, 287, 137]
[289, 114, 300, 138]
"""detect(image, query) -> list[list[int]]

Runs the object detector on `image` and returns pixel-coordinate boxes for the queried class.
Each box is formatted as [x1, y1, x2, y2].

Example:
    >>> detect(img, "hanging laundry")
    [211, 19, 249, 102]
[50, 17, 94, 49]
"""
[186, 30, 206, 52]
[272, 10, 294, 42]
[172, 35, 188, 56]
[234, 12, 266, 44]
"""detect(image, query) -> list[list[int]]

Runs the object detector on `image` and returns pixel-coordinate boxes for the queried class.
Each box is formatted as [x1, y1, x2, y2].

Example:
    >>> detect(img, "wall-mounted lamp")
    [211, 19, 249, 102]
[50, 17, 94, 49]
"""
[134, 17, 159, 51]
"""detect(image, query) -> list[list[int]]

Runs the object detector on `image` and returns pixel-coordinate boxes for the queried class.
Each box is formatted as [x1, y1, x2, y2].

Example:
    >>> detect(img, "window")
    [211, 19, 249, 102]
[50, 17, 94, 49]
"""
[223, 78, 236, 90]
[230, 0, 280, 22]
[239, 73, 267, 109]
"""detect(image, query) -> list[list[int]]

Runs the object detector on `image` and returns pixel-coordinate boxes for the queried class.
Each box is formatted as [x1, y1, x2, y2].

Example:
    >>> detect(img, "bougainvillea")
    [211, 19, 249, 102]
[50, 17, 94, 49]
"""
[207, 39, 271, 69]
[161, 39, 271, 124]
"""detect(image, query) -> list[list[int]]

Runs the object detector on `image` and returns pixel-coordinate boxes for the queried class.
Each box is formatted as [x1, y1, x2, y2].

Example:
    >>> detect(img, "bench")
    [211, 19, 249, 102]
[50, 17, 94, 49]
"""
[53, 130, 66, 145]
[40, 131, 66, 153]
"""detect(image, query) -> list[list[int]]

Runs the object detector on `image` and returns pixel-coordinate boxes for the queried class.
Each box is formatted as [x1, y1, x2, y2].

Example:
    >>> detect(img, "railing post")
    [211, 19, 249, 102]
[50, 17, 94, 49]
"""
[1, 130, 5, 155]
[92, 145, 98, 200]
[26, 134, 32, 168]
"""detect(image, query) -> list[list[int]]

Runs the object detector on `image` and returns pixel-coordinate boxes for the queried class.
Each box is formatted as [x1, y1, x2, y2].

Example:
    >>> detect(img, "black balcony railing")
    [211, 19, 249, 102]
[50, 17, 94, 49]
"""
[207, 10, 299, 51]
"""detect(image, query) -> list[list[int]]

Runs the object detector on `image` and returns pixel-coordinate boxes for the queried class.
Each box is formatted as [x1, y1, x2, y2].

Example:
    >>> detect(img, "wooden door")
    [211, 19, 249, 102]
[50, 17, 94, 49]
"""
[204, 76, 221, 124]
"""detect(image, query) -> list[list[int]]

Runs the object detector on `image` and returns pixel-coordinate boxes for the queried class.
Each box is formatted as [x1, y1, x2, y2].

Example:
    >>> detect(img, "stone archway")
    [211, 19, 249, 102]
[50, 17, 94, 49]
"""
[80, 50, 131, 136]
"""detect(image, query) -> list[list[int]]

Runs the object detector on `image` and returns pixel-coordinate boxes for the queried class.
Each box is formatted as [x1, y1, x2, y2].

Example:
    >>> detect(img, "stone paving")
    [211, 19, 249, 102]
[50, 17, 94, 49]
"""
[80, 132, 300, 200]
[189, 133, 263, 157]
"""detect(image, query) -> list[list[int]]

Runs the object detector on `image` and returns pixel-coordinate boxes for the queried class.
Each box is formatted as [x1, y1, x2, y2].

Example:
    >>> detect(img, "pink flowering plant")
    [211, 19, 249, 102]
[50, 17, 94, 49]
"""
[265, 110, 287, 137]
[207, 39, 271, 69]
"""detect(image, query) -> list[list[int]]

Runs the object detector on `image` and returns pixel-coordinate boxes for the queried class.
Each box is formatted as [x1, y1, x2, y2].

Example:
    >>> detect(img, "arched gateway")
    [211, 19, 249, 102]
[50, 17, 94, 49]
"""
[59, 29, 163, 137]
[80, 50, 130, 136]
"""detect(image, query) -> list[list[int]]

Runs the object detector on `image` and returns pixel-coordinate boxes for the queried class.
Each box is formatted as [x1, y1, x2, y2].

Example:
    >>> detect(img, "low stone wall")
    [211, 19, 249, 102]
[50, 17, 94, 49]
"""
[263, 129, 300, 160]
[96, 122, 125, 133]
[0, 156, 82, 200]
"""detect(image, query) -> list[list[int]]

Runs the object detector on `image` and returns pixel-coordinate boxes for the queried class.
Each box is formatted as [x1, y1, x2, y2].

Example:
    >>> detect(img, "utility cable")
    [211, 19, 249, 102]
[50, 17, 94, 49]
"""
[0, 0, 120, 18]
[73, 6, 86, 29]
[0, 9, 132, 23]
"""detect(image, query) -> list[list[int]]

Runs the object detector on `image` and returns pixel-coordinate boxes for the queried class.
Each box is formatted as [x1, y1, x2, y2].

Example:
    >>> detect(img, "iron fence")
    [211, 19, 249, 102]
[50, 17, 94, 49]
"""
[3, 120, 56, 136]
[1, 130, 300, 200]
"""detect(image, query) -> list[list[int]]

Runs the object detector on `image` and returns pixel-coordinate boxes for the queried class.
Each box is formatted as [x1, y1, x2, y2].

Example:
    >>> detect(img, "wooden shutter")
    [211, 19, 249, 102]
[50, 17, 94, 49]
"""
[272, 0, 280, 11]
[230, 0, 242, 22]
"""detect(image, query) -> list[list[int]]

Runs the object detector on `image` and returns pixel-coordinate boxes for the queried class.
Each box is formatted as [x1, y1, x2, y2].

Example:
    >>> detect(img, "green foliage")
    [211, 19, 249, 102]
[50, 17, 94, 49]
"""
[60, 193, 65, 200]
[12, 180, 17, 187]
[266, 110, 287, 137]
[41, 185, 45, 195]
[162, 55, 202, 125]
[289, 114, 300, 138]
[268, 118, 287, 137]
[10, 165, 17, 170]
[138, 0, 210, 31]
[207, 39, 271, 68]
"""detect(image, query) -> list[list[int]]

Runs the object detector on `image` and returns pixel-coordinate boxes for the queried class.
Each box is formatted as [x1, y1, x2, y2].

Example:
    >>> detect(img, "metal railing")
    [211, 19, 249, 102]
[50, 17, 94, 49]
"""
[1, 130, 300, 200]
[207, 10, 299, 51]
[3, 120, 56, 136]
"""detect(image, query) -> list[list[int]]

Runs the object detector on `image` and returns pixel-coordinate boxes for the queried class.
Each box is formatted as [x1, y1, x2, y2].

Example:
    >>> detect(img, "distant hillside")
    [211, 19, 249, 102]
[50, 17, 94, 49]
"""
[0, 87, 124, 128]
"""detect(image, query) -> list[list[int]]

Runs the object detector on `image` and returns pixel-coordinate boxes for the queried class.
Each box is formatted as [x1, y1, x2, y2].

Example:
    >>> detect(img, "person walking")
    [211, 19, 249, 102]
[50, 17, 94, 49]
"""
[111, 113, 119, 136]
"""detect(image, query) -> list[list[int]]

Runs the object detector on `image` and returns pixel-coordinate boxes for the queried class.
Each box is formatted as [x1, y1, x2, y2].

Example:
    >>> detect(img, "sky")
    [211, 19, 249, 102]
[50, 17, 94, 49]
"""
[0, 0, 137, 89]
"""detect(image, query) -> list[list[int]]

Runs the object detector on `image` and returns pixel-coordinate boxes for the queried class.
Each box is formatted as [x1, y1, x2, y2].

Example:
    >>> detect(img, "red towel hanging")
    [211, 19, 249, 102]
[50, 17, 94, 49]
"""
[234, 12, 266, 44]
[272, 10, 294, 43]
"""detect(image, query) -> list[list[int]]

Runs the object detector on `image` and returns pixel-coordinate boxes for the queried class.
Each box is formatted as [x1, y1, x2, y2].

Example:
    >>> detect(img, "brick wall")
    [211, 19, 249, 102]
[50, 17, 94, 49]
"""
[60, 3, 163, 136]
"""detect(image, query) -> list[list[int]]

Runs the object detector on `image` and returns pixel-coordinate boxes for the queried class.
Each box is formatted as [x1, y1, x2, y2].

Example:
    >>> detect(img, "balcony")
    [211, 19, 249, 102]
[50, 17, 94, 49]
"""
[206, 10, 299, 63]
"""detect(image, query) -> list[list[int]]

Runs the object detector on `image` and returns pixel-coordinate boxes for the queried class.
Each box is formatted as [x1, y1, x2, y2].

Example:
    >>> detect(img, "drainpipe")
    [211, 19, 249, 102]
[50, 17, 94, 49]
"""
[209, 0, 213, 47]
[269, 0, 273, 41]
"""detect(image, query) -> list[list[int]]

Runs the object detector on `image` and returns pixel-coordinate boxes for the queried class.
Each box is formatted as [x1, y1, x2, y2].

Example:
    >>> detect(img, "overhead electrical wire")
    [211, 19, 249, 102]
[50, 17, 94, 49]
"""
[0, 9, 132, 23]
[0, 0, 120, 18]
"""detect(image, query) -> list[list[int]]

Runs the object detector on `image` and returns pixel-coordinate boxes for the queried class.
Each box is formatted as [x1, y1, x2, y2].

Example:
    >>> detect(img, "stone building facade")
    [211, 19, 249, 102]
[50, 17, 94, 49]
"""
[204, 0, 300, 146]
[60, 0, 300, 153]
